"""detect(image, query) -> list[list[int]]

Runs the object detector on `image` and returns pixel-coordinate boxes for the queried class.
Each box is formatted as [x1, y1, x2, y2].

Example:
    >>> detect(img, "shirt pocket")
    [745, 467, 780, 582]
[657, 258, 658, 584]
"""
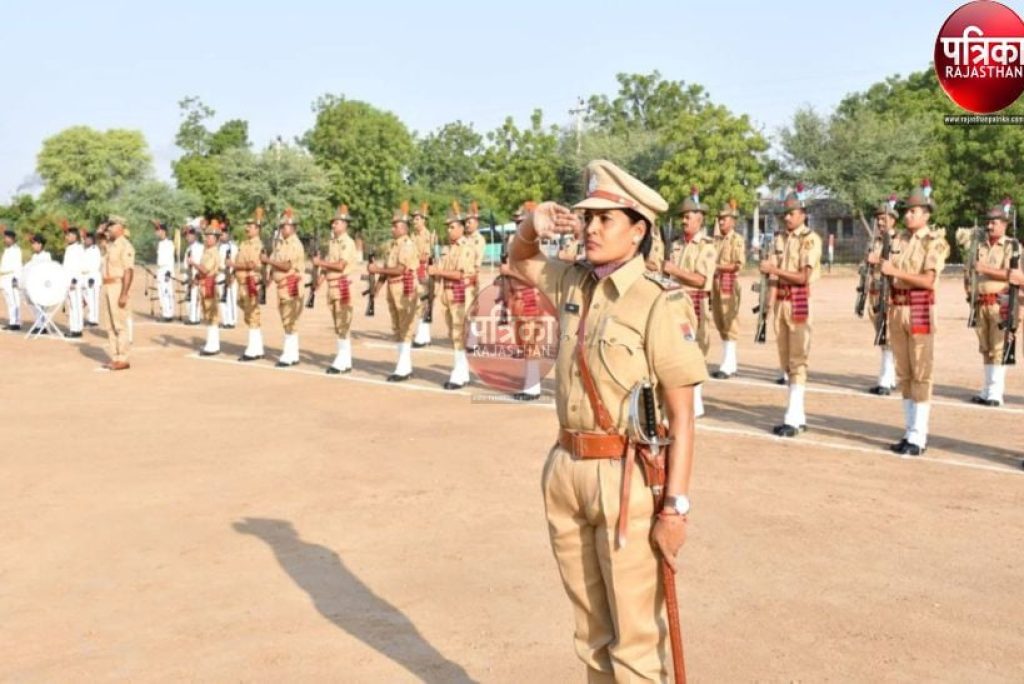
[598, 317, 647, 392]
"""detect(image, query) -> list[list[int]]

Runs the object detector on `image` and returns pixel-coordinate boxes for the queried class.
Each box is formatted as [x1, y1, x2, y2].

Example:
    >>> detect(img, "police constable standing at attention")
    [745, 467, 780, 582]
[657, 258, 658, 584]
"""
[710, 200, 746, 379]
[191, 221, 223, 356]
[314, 204, 358, 374]
[758, 184, 822, 438]
[411, 202, 435, 348]
[230, 209, 266, 361]
[871, 180, 948, 455]
[100, 216, 135, 371]
[260, 209, 305, 368]
[368, 201, 420, 381]
[663, 186, 716, 417]
[510, 160, 706, 683]
[865, 197, 900, 395]
[430, 201, 476, 389]
[970, 197, 1015, 407]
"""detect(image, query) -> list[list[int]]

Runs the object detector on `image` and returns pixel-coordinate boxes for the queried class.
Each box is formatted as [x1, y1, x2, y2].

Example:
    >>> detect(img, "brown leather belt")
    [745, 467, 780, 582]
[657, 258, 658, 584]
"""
[103, 277, 119, 284]
[558, 428, 628, 459]
[978, 292, 1007, 305]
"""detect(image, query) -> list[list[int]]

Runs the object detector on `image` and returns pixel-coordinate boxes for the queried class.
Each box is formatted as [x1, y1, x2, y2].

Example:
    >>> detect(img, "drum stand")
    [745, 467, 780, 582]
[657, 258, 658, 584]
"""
[26, 302, 65, 340]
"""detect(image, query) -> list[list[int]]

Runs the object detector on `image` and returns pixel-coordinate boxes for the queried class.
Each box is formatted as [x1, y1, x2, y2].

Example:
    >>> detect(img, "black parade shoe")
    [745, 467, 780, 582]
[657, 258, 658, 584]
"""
[387, 373, 412, 383]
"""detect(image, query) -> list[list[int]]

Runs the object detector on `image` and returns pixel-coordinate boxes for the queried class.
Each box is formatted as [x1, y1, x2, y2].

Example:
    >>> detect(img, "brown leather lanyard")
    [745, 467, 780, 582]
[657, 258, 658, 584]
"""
[575, 279, 616, 434]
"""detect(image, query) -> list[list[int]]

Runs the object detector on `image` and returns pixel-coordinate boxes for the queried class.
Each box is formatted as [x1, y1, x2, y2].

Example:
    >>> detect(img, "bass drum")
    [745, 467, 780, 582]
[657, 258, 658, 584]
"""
[23, 260, 70, 309]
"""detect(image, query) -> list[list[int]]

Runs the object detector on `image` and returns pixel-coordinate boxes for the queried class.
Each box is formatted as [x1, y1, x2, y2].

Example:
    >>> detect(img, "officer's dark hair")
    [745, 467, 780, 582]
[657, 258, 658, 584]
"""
[622, 208, 653, 258]
[68, 227, 80, 239]
[3, 229, 15, 239]
[31, 233, 45, 247]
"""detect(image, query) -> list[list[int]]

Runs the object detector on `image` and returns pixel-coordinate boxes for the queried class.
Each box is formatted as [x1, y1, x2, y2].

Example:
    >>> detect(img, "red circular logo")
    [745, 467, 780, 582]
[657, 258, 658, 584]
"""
[465, 279, 560, 393]
[935, 1, 1024, 113]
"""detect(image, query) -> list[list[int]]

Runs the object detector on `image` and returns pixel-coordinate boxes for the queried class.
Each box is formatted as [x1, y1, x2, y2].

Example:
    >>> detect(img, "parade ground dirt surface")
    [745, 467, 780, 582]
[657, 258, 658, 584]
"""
[2, 268, 1023, 683]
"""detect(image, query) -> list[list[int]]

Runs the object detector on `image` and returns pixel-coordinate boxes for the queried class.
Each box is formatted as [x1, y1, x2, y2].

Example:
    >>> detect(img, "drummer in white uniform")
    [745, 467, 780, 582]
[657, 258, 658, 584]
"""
[62, 227, 87, 337]
[82, 231, 102, 327]
[0, 228, 23, 330]
[154, 222, 176, 322]
[26, 234, 54, 334]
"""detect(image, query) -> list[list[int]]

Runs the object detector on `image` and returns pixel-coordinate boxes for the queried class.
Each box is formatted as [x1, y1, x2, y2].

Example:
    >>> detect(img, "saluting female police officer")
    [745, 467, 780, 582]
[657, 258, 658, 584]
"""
[509, 160, 707, 682]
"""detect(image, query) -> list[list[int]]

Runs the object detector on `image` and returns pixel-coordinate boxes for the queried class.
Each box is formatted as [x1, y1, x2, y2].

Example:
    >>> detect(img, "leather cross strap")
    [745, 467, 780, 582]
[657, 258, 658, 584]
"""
[575, 281, 616, 434]
[573, 277, 635, 547]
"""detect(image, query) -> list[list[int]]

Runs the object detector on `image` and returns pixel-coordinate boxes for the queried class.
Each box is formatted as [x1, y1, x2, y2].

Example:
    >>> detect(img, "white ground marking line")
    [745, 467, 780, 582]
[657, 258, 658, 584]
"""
[185, 354, 1022, 477]
[712, 375, 1024, 416]
[362, 340, 453, 357]
[184, 352, 475, 397]
[695, 423, 1022, 476]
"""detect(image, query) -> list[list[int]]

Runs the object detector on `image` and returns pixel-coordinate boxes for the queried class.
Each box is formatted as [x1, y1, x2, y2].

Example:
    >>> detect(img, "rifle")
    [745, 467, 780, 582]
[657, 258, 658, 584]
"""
[752, 223, 774, 344]
[966, 222, 983, 328]
[854, 224, 876, 318]
[220, 242, 235, 304]
[305, 228, 321, 308]
[628, 380, 686, 684]
[1001, 238, 1020, 365]
[873, 230, 893, 347]
[423, 238, 438, 324]
[361, 251, 382, 317]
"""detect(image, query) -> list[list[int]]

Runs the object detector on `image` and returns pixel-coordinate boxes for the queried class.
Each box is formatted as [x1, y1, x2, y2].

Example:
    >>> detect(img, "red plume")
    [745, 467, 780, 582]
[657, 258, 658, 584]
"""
[61, 218, 69, 232]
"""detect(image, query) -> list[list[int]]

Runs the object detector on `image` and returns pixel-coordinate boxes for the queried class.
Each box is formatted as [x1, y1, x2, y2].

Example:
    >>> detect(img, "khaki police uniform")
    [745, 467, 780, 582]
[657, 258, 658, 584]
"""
[234, 236, 263, 329]
[976, 235, 1013, 364]
[888, 226, 947, 403]
[671, 233, 716, 357]
[386, 234, 420, 343]
[466, 230, 487, 304]
[440, 237, 477, 351]
[326, 232, 358, 338]
[101, 233, 135, 364]
[272, 233, 305, 334]
[199, 245, 221, 326]
[527, 160, 707, 682]
[711, 230, 746, 341]
[771, 225, 822, 385]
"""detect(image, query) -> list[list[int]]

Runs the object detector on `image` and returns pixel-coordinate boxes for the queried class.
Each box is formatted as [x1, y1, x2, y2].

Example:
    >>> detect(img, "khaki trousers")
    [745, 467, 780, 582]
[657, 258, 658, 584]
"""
[237, 276, 261, 329]
[542, 445, 668, 684]
[888, 305, 934, 402]
[277, 290, 302, 334]
[772, 300, 811, 384]
[711, 285, 740, 341]
[976, 303, 1005, 365]
[387, 285, 418, 343]
[102, 285, 130, 363]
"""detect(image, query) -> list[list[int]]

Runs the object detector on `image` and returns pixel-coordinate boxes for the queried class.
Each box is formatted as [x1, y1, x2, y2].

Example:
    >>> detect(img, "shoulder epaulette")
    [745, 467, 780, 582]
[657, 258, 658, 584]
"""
[643, 272, 681, 290]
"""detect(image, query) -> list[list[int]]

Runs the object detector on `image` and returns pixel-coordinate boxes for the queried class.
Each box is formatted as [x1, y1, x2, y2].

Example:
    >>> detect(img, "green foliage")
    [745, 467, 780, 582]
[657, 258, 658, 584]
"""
[303, 95, 414, 245]
[409, 121, 483, 194]
[475, 110, 564, 216]
[218, 143, 332, 241]
[107, 181, 203, 261]
[586, 71, 708, 136]
[36, 126, 151, 221]
[172, 97, 251, 215]
[657, 104, 768, 214]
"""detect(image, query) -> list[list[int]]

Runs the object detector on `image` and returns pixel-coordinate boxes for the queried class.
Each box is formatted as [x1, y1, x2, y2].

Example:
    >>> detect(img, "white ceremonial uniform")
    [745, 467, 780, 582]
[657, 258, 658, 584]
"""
[83, 244, 102, 325]
[156, 238, 175, 319]
[0, 243, 23, 327]
[62, 242, 86, 332]
[27, 251, 53, 324]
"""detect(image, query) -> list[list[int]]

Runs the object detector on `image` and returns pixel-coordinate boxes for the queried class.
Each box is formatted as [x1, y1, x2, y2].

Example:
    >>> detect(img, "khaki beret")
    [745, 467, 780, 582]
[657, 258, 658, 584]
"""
[107, 215, 128, 227]
[573, 160, 667, 224]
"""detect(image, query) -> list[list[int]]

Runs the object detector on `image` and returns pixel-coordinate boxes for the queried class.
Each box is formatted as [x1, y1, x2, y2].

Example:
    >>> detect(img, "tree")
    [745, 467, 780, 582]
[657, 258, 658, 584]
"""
[657, 104, 769, 216]
[303, 95, 414, 241]
[779, 106, 928, 235]
[36, 126, 151, 221]
[172, 97, 251, 215]
[219, 143, 332, 240]
[476, 110, 564, 215]
[107, 181, 203, 261]
[409, 121, 483, 194]
[586, 71, 708, 136]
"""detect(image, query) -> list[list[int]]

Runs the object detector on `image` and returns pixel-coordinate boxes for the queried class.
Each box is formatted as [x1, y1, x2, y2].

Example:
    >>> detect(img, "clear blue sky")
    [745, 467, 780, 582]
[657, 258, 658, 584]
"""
[2, 0, 967, 200]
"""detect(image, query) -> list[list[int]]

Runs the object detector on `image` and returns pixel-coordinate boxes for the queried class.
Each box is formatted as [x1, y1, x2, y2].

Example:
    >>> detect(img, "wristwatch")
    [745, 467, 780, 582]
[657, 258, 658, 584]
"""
[663, 494, 691, 516]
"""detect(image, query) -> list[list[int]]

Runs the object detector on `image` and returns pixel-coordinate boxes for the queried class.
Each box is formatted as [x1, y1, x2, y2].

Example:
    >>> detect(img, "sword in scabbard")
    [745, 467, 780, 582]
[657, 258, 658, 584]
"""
[628, 379, 686, 684]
